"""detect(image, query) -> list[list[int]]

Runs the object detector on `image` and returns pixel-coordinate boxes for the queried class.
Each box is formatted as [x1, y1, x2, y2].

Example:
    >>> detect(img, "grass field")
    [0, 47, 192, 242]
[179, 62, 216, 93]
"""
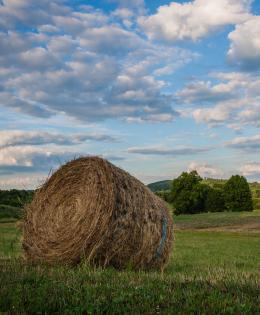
[0, 211, 260, 314]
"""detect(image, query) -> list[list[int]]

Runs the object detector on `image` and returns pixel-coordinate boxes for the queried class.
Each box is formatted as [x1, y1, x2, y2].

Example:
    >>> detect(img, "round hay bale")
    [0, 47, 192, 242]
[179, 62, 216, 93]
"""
[22, 157, 173, 270]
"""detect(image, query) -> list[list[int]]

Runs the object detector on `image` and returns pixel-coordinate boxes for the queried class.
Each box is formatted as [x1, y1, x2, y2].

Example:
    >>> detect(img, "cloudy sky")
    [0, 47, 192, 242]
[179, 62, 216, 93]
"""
[0, 0, 260, 189]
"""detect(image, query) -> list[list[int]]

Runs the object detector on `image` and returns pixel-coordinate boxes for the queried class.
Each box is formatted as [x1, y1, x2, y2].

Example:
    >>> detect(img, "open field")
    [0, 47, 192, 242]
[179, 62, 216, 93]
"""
[0, 211, 260, 314]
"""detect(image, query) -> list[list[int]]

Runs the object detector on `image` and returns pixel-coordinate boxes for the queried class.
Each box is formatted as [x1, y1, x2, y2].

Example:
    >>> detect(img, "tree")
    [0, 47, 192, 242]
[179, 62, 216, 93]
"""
[205, 187, 225, 212]
[170, 171, 209, 215]
[224, 175, 253, 212]
[0, 189, 34, 207]
[155, 190, 171, 202]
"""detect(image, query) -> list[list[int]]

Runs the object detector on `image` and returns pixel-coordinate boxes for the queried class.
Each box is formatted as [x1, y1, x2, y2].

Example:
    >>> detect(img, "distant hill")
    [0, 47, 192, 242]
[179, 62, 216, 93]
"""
[147, 180, 171, 192]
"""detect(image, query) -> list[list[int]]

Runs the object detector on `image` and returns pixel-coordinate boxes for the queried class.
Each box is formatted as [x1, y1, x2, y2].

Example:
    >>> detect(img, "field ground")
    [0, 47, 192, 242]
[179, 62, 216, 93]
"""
[0, 211, 259, 314]
[173, 209, 260, 232]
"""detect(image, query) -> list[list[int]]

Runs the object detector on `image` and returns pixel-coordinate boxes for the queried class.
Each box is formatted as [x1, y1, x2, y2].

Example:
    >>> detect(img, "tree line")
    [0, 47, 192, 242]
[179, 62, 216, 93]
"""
[156, 171, 253, 215]
[0, 189, 34, 208]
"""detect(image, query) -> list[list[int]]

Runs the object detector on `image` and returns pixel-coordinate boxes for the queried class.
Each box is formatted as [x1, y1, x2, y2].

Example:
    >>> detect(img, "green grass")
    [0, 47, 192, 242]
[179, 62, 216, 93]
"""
[0, 220, 21, 258]
[0, 212, 260, 314]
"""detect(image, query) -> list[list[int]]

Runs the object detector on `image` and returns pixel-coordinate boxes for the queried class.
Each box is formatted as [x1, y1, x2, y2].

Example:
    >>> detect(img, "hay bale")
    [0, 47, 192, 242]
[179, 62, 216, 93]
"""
[22, 157, 173, 270]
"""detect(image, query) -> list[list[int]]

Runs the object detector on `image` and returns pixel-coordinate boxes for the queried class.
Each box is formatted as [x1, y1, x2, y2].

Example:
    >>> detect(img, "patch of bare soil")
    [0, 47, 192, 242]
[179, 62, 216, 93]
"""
[194, 222, 260, 233]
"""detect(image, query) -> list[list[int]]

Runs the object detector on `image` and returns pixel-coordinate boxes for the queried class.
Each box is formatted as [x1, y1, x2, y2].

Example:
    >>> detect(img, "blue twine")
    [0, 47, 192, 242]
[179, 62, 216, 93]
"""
[155, 215, 168, 259]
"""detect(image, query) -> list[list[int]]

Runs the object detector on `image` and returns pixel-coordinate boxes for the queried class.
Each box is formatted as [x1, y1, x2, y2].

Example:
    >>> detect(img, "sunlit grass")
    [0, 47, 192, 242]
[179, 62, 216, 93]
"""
[0, 212, 259, 314]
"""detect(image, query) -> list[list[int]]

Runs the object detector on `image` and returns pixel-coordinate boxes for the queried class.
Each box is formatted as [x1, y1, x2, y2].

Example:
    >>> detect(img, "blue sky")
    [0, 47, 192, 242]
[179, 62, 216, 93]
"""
[0, 0, 260, 188]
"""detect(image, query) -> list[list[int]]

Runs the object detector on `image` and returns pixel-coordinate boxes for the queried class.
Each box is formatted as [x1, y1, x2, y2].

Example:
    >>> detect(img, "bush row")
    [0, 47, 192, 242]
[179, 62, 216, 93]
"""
[156, 171, 253, 214]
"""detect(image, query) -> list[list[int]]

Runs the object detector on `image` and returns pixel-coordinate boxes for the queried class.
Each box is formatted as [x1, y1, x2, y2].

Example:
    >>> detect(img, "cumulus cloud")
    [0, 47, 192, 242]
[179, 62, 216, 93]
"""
[0, 175, 44, 190]
[228, 16, 260, 71]
[127, 146, 210, 156]
[0, 0, 197, 123]
[240, 162, 260, 176]
[0, 130, 118, 148]
[0, 146, 76, 175]
[237, 105, 260, 127]
[0, 92, 53, 118]
[193, 104, 231, 126]
[176, 80, 237, 104]
[139, 0, 251, 42]
[188, 162, 224, 178]
[0, 145, 125, 177]
[176, 72, 260, 128]
[0, 0, 69, 30]
[0, 130, 120, 177]
[79, 26, 144, 56]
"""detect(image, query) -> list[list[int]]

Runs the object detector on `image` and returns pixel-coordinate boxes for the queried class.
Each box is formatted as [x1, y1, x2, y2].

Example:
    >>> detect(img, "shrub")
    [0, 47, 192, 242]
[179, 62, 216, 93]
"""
[170, 171, 209, 215]
[0, 204, 23, 219]
[224, 175, 253, 212]
[205, 187, 225, 212]
[155, 190, 171, 202]
[0, 189, 34, 208]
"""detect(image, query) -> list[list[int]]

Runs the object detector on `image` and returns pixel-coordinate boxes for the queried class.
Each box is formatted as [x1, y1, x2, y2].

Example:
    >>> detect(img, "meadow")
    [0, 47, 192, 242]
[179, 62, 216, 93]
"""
[0, 210, 259, 314]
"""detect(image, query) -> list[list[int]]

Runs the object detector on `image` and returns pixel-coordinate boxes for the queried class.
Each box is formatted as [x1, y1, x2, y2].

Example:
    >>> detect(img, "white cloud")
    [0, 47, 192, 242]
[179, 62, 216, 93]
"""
[0, 1, 197, 123]
[193, 104, 231, 125]
[0, 145, 78, 175]
[79, 25, 144, 55]
[176, 80, 237, 104]
[240, 162, 260, 176]
[0, 0, 65, 30]
[0, 31, 32, 56]
[38, 24, 59, 33]
[0, 92, 53, 118]
[0, 130, 118, 148]
[177, 72, 260, 128]
[139, 0, 252, 42]
[127, 146, 210, 156]
[0, 175, 44, 190]
[237, 105, 260, 127]
[188, 162, 224, 178]
[226, 135, 260, 150]
[228, 16, 260, 71]
[19, 47, 59, 70]
[52, 10, 108, 35]
[47, 35, 77, 55]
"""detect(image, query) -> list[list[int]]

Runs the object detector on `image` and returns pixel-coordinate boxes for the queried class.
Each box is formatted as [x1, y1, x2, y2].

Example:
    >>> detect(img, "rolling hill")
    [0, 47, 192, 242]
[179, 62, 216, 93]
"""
[147, 180, 171, 192]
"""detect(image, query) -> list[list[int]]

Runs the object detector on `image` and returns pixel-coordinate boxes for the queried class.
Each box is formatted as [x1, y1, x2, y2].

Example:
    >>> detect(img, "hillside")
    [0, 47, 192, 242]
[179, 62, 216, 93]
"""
[147, 180, 171, 192]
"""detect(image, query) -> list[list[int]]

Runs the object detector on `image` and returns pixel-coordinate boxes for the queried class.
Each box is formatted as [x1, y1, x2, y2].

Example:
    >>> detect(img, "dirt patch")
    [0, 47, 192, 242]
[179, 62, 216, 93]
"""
[176, 222, 260, 233]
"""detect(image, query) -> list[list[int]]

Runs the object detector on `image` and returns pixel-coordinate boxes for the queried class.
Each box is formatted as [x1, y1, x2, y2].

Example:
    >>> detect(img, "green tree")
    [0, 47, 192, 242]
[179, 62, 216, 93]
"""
[170, 171, 209, 215]
[155, 190, 171, 202]
[205, 187, 225, 212]
[0, 189, 34, 207]
[224, 175, 253, 212]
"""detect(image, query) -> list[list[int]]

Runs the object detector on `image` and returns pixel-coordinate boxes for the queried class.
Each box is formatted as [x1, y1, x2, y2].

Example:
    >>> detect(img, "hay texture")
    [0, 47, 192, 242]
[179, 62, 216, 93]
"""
[23, 157, 173, 270]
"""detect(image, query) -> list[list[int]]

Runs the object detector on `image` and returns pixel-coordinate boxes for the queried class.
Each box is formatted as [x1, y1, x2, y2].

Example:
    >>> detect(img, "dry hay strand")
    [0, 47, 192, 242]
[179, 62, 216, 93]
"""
[22, 156, 173, 270]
